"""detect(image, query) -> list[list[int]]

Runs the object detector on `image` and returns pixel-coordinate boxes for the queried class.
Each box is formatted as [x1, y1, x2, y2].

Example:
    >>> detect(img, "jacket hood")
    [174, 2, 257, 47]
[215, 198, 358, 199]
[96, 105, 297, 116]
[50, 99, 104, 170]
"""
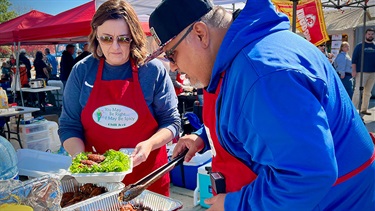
[207, 0, 290, 92]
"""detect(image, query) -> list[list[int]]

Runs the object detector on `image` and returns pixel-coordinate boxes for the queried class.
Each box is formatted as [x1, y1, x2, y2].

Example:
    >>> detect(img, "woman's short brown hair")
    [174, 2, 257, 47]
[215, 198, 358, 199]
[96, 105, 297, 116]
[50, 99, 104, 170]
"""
[88, 0, 148, 65]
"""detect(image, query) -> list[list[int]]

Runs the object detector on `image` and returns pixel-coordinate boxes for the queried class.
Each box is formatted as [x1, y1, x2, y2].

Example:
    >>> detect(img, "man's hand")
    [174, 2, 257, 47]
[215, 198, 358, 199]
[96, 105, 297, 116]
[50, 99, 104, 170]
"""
[172, 134, 204, 162]
[205, 194, 226, 211]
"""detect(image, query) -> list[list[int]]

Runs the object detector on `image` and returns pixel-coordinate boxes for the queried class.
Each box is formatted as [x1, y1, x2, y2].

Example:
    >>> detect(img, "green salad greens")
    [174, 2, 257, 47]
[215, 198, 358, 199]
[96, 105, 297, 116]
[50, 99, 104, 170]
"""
[70, 149, 131, 173]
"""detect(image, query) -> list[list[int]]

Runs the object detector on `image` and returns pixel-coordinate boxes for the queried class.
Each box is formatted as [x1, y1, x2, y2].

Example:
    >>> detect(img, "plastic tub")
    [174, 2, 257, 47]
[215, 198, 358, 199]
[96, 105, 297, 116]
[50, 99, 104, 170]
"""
[24, 137, 50, 151]
[10, 120, 49, 134]
[16, 149, 72, 178]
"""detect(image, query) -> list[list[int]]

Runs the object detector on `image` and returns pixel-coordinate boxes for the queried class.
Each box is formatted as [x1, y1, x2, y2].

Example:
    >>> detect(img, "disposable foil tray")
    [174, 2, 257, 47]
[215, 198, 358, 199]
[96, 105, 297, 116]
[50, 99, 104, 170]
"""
[71, 189, 183, 211]
[61, 176, 125, 211]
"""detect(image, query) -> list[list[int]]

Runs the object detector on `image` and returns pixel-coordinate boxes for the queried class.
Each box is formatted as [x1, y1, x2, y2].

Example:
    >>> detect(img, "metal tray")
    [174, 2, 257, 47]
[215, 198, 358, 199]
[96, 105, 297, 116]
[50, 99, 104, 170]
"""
[71, 189, 183, 211]
[61, 176, 125, 211]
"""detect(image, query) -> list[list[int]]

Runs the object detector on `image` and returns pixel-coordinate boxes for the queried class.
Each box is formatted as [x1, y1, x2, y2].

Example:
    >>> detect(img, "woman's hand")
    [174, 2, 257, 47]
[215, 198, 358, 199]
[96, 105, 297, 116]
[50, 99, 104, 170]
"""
[132, 140, 153, 167]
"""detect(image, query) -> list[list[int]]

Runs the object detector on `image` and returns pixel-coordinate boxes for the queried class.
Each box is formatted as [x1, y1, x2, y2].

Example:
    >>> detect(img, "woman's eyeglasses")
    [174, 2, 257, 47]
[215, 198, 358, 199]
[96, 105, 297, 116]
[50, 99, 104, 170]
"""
[97, 35, 132, 46]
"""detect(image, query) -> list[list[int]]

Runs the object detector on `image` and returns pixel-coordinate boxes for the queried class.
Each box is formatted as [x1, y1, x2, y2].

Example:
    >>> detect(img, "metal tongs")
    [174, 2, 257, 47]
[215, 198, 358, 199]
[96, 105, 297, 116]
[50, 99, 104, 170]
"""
[120, 149, 188, 202]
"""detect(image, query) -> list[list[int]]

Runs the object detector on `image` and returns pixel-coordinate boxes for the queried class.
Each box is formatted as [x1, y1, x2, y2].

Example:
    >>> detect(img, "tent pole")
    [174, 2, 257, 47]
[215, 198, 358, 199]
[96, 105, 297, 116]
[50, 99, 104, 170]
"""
[12, 42, 17, 104]
[291, 0, 298, 33]
[16, 42, 24, 107]
[358, 6, 367, 115]
[16, 41, 27, 107]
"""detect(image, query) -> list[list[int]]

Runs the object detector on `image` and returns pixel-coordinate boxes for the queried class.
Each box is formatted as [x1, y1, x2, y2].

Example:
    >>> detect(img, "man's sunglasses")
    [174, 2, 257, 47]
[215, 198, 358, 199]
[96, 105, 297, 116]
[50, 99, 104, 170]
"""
[318, 44, 326, 47]
[164, 23, 195, 64]
[97, 35, 132, 45]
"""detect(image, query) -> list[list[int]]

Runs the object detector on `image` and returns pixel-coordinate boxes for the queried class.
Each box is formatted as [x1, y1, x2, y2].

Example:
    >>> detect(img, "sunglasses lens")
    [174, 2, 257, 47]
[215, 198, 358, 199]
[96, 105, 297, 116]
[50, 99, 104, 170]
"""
[99, 35, 113, 44]
[164, 54, 175, 64]
[118, 36, 132, 44]
[98, 35, 132, 45]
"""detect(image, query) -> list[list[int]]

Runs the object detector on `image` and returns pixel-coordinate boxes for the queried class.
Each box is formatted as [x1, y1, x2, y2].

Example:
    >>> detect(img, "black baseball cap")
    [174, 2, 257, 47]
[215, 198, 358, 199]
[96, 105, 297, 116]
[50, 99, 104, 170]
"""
[145, 0, 213, 63]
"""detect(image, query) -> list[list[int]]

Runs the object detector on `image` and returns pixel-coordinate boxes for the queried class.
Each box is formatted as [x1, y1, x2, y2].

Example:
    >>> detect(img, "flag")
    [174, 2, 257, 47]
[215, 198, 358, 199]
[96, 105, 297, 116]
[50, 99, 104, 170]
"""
[272, 0, 329, 46]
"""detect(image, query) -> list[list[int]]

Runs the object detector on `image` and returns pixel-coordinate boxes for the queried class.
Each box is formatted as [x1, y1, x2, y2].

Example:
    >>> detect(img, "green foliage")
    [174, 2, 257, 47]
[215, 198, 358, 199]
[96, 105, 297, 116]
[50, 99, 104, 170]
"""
[0, 0, 17, 24]
[70, 150, 131, 173]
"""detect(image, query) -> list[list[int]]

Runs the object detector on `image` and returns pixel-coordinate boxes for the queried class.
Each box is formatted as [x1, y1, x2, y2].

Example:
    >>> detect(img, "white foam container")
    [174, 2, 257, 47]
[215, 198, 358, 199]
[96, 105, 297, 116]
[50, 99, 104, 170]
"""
[70, 157, 133, 183]
[16, 149, 72, 178]
[71, 170, 131, 184]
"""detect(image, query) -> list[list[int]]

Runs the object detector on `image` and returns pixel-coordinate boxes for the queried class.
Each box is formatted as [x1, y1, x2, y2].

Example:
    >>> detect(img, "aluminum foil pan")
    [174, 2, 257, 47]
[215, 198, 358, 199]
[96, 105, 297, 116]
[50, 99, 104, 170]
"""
[61, 176, 125, 211]
[71, 189, 183, 211]
[0, 174, 62, 211]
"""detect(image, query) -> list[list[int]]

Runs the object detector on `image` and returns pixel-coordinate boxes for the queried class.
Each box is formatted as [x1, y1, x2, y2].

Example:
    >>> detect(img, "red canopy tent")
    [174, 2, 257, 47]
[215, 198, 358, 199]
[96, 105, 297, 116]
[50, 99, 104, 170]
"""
[0, 10, 52, 45]
[19, 0, 150, 44]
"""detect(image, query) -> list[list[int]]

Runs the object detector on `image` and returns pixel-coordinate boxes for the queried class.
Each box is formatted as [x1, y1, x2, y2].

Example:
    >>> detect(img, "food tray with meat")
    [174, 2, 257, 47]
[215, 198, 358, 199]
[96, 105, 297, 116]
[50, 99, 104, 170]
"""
[69, 150, 133, 183]
[71, 189, 183, 211]
[61, 176, 125, 211]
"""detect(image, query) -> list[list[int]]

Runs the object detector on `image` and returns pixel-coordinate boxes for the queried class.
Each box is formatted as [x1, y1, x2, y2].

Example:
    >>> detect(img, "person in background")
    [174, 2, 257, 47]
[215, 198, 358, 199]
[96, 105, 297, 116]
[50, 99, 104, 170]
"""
[33, 51, 50, 109]
[44, 48, 58, 79]
[317, 42, 334, 63]
[58, 0, 180, 196]
[352, 28, 375, 115]
[148, 0, 375, 210]
[1, 62, 11, 89]
[169, 69, 193, 96]
[6, 54, 16, 67]
[333, 41, 353, 98]
[74, 43, 91, 65]
[59, 44, 75, 89]
[18, 49, 32, 84]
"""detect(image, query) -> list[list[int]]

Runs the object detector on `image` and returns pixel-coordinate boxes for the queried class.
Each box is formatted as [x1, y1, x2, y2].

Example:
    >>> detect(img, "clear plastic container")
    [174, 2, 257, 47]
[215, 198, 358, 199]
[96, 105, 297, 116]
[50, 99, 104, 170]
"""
[0, 136, 18, 180]
[17, 149, 71, 179]
[10, 120, 49, 134]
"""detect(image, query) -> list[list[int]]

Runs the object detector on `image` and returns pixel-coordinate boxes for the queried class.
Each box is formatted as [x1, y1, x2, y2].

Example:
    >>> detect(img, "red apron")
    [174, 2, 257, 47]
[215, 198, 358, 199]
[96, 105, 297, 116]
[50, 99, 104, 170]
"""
[203, 75, 257, 194]
[175, 72, 184, 95]
[81, 58, 169, 196]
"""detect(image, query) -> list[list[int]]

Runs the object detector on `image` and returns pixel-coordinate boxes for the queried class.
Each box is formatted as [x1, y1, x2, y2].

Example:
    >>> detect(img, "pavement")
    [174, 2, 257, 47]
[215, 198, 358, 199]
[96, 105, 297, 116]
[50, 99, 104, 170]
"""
[170, 184, 207, 211]
[362, 99, 375, 133]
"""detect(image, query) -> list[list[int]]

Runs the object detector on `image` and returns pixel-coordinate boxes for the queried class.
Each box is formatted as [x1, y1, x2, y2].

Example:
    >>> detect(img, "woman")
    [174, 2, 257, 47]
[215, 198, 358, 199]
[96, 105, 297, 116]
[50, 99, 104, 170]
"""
[58, 0, 180, 196]
[333, 41, 353, 98]
[33, 51, 50, 108]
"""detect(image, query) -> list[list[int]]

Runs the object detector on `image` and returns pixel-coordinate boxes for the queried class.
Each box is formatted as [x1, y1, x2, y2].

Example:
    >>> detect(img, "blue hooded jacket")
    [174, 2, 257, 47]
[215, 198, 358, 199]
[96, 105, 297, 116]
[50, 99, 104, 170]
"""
[205, 0, 375, 210]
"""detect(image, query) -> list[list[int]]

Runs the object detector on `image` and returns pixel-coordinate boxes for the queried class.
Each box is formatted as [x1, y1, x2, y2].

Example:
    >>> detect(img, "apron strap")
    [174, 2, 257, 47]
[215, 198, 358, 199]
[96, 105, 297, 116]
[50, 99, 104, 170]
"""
[334, 133, 375, 186]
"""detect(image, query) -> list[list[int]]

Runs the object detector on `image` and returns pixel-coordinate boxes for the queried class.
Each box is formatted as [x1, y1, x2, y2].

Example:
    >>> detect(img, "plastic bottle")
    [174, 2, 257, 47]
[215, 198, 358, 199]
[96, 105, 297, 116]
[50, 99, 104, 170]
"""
[0, 136, 18, 180]
[0, 87, 8, 109]
[47, 121, 61, 153]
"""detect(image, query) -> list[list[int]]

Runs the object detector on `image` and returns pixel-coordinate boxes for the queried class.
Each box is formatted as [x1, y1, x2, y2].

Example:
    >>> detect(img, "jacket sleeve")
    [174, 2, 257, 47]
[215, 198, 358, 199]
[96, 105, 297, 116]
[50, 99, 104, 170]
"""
[151, 64, 181, 137]
[224, 71, 337, 210]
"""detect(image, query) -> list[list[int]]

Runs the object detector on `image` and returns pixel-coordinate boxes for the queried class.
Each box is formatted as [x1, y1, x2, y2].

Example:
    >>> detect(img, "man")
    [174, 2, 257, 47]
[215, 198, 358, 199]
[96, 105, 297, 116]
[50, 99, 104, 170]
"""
[74, 43, 91, 65]
[352, 28, 375, 115]
[18, 49, 31, 84]
[60, 44, 75, 90]
[148, 0, 375, 210]
[44, 48, 58, 79]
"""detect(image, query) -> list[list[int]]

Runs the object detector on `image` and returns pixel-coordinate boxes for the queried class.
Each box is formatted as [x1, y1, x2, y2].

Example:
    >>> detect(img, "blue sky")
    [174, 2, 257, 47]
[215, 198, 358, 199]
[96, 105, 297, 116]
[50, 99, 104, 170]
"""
[9, 0, 92, 15]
